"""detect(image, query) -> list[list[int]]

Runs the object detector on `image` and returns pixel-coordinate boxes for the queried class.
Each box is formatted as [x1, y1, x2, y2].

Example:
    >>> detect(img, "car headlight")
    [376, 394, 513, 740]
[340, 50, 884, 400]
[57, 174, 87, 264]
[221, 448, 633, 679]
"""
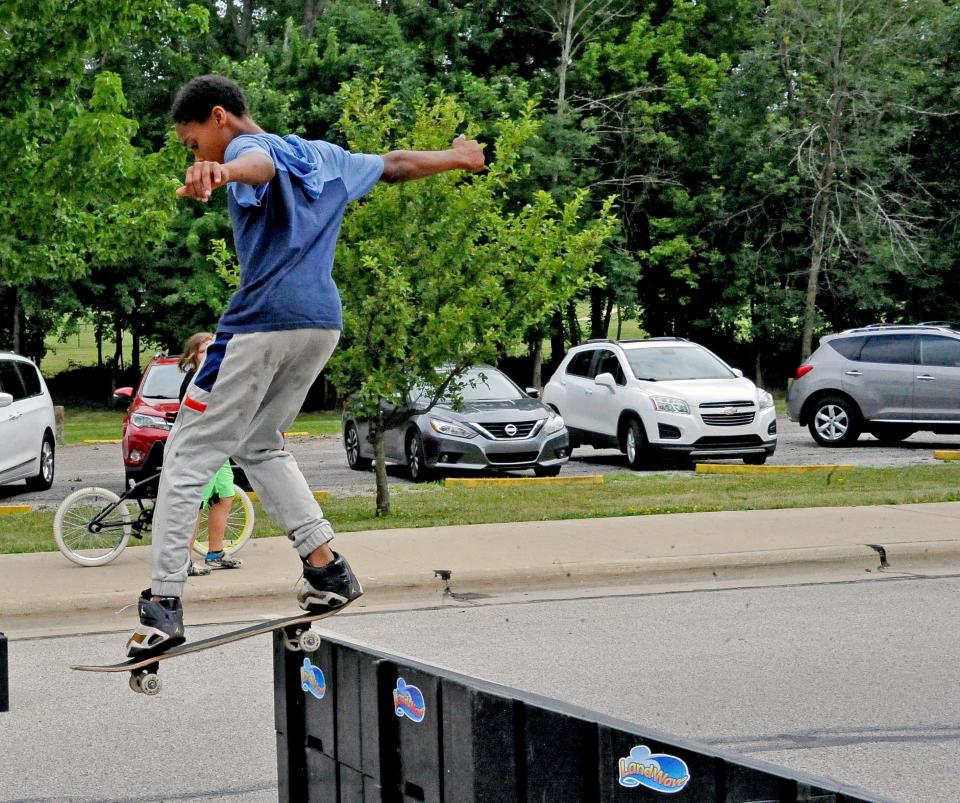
[130, 413, 173, 430]
[758, 390, 774, 410]
[543, 413, 565, 434]
[650, 396, 691, 415]
[430, 418, 476, 439]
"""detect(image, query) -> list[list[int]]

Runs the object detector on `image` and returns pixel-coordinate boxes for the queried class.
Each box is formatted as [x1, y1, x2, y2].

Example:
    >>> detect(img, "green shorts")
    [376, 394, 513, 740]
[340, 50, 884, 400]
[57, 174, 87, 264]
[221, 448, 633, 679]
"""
[201, 461, 235, 509]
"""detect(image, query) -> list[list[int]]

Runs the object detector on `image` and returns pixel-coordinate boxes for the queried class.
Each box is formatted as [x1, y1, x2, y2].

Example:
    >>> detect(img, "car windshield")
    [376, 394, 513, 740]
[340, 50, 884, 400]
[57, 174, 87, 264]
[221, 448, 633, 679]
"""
[139, 363, 186, 399]
[624, 346, 734, 381]
[412, 369, 524, 405]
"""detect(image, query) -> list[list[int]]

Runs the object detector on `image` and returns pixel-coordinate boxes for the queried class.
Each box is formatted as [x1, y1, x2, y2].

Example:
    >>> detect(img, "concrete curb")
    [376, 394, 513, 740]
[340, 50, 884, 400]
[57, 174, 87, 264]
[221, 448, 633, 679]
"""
[0, 505, 31, 515]
[695, 464, 854, 474]
[6, 538, 957, 619]
[444, 474, 604, 488]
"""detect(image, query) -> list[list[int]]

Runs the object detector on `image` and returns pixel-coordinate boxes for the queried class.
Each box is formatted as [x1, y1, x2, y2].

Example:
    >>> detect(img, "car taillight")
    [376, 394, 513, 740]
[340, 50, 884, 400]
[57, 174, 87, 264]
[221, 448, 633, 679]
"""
[795, 365, 813, 379]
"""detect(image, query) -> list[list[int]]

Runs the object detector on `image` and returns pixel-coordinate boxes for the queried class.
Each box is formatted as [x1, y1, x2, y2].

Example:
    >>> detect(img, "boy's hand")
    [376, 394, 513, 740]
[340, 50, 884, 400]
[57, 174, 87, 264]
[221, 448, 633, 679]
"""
[452, 134, 485, 173]
[176, 160, 230, 202]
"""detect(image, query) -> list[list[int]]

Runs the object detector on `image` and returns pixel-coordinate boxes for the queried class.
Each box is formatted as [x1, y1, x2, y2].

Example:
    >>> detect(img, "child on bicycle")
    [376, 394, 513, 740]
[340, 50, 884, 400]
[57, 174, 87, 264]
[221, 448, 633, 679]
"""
[177, 332, 242, 576]
[126, 74, 484, 657]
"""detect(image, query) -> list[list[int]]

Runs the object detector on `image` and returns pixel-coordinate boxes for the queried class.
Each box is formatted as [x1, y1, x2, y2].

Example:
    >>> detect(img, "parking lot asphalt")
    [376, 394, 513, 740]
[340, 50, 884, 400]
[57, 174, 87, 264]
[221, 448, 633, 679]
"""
[2, 416, 960, 507]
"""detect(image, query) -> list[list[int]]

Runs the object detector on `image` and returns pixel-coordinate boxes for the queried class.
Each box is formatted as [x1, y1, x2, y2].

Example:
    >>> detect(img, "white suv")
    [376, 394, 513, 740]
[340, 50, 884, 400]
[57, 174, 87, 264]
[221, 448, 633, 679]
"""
[543, 339, 777, 467]
[0, 352, 56, 490]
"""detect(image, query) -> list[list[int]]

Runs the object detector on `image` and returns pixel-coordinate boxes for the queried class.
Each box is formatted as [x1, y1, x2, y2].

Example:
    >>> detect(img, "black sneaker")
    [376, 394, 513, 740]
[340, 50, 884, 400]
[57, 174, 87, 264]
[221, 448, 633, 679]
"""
[298, 552, 364, 614]
[125, 589, 186, 658]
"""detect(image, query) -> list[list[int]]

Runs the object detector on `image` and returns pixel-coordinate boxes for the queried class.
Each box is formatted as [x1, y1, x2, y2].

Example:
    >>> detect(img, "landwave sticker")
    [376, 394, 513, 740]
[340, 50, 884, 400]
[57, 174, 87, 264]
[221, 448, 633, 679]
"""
[393, 677, 425, 722]
[617, 745, 690, 793]
[300, 658, 326, 700]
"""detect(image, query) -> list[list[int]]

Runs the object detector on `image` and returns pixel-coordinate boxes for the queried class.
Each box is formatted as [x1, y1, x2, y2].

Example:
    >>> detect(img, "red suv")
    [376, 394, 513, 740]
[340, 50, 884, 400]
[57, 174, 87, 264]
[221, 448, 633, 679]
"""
[114, 356, 183, 488]
[115, 355, 251, 492]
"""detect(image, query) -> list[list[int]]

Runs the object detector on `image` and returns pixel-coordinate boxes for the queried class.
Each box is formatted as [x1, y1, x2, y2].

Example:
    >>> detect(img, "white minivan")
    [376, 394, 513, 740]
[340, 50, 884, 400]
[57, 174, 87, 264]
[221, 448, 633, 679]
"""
[0, 352, 56, 490]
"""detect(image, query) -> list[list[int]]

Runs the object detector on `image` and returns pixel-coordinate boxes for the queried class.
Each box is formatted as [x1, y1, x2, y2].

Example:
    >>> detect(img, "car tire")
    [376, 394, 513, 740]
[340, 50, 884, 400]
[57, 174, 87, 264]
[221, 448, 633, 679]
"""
[534, 465, 562, 477]
[406, 431, 433, 483]
[26, 434, 55, 491]
[743, 454, 767, 465]
[808, 395, 862, 447]
[344, 422, 373, 471]
[869, 426, 913, 445]
[622, 417, 650, 470]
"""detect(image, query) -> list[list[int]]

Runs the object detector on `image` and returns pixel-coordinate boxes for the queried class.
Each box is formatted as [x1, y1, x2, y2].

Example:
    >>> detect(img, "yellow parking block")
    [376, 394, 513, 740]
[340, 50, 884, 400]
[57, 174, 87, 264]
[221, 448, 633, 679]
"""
[82, 439, 121, 444]
[696, 463, 854, 474]
[934, 450, 960, 462]
[245, 490, 330, 502]
[0, 505, 32, 514]
[284, 431, 310, 437]
[444, 475, 604, 488]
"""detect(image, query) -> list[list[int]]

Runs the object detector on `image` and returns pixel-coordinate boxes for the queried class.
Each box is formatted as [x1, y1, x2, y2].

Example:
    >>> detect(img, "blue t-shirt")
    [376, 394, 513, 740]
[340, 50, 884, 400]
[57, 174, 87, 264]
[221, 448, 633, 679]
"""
[218, 133, 384, 333]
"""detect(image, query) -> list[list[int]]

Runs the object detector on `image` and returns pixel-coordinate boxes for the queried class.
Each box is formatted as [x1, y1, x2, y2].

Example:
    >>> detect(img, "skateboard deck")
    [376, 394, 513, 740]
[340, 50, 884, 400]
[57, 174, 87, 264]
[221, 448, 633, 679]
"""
[72, 608, 343, 694]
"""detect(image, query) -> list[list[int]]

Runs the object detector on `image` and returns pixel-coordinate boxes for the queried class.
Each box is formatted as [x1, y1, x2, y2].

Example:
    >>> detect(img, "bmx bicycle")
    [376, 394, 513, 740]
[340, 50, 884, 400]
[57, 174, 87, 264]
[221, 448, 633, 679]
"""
[53, 470, 255, 567]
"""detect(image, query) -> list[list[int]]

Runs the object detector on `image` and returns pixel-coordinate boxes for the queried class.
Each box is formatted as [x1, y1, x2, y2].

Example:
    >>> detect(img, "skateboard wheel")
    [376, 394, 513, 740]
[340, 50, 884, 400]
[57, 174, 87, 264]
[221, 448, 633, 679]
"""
[299, 630, 321, 652]
[129, 675, 143, 694]
[140, 673, 162, 696]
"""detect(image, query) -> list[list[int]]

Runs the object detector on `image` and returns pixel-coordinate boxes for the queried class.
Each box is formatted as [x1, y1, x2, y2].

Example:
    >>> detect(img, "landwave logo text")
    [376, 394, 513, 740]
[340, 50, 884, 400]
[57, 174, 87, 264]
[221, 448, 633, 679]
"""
[618, 745, 690, 793]
[393, 677, 426, 722]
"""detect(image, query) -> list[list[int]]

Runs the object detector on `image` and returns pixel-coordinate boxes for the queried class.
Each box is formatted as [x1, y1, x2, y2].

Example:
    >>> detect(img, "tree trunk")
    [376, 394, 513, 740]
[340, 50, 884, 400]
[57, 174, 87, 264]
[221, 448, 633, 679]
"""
[11, 288, 20, 354]
[372, 419, 390, 516]
[96, 315, 103, 370]
[530, 331, 544, 389]
[801, 203, 829, 360]
[303, 0, 324, 38]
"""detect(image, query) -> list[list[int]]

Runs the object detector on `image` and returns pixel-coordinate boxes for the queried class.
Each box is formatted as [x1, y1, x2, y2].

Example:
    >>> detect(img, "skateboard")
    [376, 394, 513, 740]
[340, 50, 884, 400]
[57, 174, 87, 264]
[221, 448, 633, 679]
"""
[72, 610, 336, 696]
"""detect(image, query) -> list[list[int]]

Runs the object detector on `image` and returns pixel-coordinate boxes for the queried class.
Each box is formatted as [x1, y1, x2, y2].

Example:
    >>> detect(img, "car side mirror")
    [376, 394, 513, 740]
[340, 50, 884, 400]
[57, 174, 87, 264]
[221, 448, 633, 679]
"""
[525, 387, 540, 399]
[0, 392, 12, 409]
[113, 387, 133, 408]
[731, 368, 744, 378]
[595, 372, 616, 390]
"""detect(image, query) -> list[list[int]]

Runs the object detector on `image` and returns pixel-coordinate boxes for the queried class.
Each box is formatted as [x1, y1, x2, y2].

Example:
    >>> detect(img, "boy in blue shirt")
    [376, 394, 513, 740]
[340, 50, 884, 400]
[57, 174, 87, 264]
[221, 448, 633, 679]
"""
[127, 75, 484, 657]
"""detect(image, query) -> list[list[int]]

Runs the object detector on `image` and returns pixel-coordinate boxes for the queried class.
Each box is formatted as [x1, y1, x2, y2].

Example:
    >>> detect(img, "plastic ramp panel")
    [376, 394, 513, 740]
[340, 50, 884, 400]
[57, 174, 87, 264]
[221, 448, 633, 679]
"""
[301, 658, 326, 700]
[617, 744, 691, 794]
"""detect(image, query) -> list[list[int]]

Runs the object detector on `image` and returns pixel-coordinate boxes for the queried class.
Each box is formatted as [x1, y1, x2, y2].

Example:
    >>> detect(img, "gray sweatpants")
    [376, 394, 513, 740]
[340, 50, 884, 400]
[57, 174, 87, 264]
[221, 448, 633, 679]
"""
[150, 328, 340, 598]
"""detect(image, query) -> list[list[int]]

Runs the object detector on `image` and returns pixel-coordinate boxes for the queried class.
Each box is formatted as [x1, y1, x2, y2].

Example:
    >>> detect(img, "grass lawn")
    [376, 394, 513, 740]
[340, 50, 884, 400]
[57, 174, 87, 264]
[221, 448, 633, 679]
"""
[60, 406, 342, 444]
[4, 464, 960, 555]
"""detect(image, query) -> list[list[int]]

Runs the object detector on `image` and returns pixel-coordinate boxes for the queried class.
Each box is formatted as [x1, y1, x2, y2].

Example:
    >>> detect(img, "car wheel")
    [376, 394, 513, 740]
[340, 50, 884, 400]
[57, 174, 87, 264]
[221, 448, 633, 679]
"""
[344, 422, 372, 471]
[406, 431, 433, 483]
[743, 454, 767, 465]
[534, 465, 562, 477]
[869, 426, 913, 445]
[622, 418, 650, 470]
[26, 434, 55, 491]
[808, 395, 862, 447]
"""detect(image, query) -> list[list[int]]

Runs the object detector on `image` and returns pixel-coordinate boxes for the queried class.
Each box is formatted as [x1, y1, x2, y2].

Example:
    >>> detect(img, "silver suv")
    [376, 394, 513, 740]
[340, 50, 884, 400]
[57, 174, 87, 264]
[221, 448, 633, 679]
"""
[787, 324, 960, 446]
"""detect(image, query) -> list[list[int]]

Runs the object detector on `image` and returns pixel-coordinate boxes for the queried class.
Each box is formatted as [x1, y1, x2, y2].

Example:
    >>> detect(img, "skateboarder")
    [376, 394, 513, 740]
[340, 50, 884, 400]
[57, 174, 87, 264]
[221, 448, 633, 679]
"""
[126, 74, 485, 657]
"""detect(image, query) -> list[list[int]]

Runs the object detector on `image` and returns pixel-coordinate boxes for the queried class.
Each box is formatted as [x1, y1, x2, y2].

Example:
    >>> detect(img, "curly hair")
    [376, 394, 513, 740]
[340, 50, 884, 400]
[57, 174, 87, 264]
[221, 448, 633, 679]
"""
[171, 75, 248, 124]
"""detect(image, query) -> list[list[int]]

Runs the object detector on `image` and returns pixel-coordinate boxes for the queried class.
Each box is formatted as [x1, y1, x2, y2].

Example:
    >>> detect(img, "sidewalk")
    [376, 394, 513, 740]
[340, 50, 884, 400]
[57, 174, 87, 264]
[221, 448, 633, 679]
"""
[2, 502, 958, 621]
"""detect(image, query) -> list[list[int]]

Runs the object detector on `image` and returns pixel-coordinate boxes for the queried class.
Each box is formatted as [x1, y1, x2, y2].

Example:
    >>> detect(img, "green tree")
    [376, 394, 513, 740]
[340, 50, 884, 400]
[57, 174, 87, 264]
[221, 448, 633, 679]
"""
[328, 81, 616, 514]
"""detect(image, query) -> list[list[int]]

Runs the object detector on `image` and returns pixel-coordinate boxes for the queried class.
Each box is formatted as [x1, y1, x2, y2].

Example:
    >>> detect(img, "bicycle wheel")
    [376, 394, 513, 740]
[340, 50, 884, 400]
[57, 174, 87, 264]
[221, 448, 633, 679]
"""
[192, 484, 255, 557]
[54, 487, 132, 567]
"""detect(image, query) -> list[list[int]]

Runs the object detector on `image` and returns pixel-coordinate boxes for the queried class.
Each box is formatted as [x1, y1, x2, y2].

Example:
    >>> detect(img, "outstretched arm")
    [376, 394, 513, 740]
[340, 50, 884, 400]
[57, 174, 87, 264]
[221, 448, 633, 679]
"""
[176, 151, 276, 202]
[381, 134, 485, 183]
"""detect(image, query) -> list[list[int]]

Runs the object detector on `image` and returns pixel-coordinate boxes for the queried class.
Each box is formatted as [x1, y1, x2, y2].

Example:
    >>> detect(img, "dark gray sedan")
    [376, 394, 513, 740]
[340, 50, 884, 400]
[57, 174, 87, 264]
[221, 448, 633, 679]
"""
[342, 366, 570, 481]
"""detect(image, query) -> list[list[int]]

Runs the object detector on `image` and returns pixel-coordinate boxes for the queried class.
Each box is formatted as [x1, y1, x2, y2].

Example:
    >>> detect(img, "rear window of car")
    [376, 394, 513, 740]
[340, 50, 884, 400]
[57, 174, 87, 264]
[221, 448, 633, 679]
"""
[139, 363, 186, 399]
[566, 350, 595, 377]
[828, 336, 867, 360]
[15, 361, 43, 397]
[919, 335, 960, 367]
[858, 335, 915, 365]
[0, 359, 28, 400]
